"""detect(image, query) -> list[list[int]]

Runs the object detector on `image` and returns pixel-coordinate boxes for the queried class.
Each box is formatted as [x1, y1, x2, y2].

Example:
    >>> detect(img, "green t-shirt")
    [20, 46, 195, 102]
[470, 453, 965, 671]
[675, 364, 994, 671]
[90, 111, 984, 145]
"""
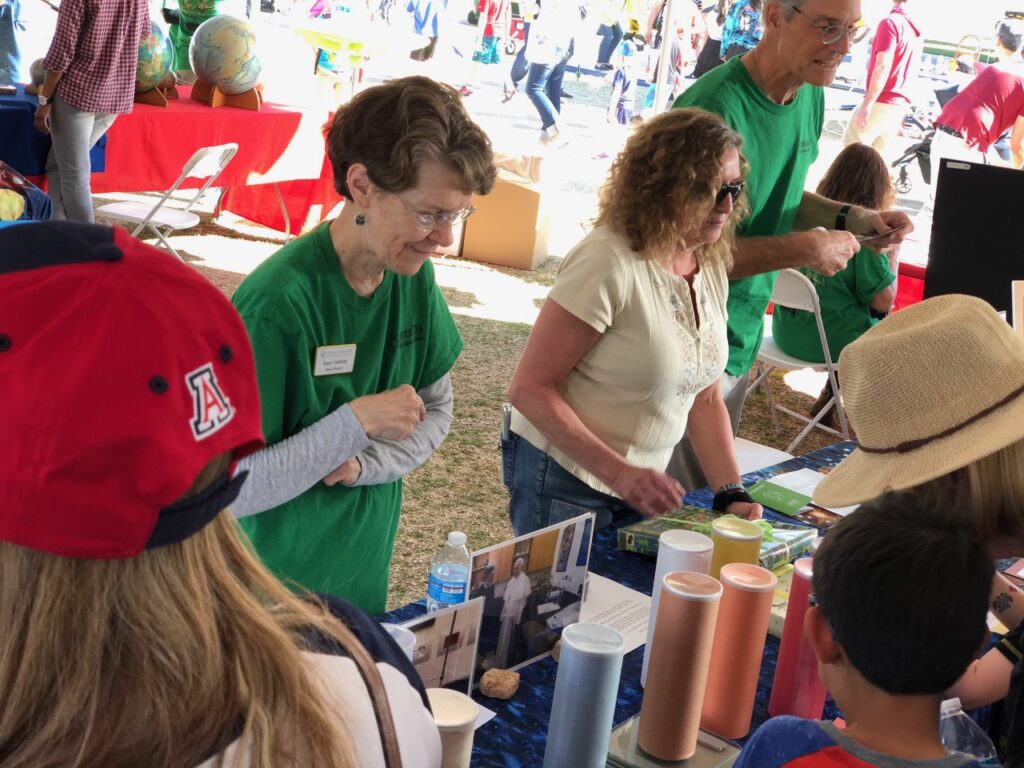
[232, 223, 462, 615]
[771, 246, 895, 363]
[674, 56, 824, 375]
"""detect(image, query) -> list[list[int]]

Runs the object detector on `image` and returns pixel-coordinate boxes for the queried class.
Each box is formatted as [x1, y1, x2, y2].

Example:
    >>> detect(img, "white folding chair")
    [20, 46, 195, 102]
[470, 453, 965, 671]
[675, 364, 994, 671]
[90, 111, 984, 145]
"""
[95, 143, 239, 260]
[746, 268, 851, 454]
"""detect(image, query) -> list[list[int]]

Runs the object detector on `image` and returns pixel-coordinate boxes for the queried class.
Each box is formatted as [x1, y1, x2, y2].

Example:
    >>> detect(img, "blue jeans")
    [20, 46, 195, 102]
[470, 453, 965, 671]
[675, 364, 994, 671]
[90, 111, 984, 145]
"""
[507, 23, 530, 88]
[596, 22, 623, 65]
[46, 95, 116, 223]
[525, 59, 566, 130]
[502, 431, 634, 536]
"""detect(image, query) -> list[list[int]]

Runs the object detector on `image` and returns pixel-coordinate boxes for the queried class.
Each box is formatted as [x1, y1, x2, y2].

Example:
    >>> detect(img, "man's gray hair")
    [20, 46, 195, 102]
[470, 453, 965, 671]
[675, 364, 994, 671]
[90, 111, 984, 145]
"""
[774, 0, 805, 18]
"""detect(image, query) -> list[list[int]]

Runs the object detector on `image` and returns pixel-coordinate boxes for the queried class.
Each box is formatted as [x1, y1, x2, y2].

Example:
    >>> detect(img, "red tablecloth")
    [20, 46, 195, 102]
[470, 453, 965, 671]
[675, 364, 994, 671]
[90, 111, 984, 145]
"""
[91, 86, 341, 233]
[895, 261, 926, 311]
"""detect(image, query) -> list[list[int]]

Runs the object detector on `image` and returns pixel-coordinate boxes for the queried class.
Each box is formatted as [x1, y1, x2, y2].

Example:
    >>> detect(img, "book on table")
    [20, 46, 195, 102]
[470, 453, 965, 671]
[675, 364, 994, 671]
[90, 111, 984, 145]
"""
[617, 505, 816, 573]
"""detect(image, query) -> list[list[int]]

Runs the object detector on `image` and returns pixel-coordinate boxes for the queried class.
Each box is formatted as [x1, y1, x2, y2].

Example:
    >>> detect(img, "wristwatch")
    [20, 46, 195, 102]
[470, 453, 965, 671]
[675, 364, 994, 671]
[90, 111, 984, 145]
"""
[37, 93, 51, 107]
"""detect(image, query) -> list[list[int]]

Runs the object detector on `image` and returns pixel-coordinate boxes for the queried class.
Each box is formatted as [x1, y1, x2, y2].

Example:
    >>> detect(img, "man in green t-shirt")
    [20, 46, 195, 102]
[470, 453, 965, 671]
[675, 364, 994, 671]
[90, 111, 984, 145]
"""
[668, 0, 913, 490]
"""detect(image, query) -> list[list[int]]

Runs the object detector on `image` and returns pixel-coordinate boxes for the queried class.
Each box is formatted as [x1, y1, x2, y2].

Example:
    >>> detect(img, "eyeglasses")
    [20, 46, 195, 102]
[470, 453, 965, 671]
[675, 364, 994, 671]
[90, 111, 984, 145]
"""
[716, 182, 744, 205]
[792, 6, 869, 46]
[398, 196, 476, 231]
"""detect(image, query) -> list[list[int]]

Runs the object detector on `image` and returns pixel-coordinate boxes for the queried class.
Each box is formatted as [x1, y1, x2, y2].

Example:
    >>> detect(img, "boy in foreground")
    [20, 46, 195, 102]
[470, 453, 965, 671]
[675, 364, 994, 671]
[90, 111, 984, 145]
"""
[736, 491, 994, 767]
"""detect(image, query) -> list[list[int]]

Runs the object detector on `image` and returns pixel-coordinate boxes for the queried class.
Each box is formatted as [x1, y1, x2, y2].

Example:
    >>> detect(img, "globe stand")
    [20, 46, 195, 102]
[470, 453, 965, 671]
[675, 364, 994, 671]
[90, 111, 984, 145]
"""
[190, 79, 261, 111]
[134, 76, 179, 107]
[135, 88, 169, 107]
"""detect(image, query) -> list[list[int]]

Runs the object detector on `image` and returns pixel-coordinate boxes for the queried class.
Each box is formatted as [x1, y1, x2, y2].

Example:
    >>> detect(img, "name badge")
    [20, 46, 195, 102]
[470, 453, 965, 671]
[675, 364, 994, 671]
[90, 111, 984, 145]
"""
[313, 344, 356, 376]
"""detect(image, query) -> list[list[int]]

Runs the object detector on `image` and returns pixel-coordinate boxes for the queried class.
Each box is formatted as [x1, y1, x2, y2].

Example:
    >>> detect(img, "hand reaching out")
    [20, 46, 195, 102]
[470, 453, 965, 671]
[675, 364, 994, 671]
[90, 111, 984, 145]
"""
[725, 500, 763, 520]
[610, 465, 685, 517]
[801, 227, 859, 276]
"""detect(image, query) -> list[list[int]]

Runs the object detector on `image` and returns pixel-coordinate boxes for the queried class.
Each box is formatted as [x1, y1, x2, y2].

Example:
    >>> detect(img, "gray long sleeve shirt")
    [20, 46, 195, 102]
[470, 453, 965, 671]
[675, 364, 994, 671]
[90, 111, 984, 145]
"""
[231, 373, 454, 517]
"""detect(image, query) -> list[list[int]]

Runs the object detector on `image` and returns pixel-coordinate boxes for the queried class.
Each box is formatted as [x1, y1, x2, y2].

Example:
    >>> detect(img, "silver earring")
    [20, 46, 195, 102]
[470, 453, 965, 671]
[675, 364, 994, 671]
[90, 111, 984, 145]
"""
[354, 213, 366, 226]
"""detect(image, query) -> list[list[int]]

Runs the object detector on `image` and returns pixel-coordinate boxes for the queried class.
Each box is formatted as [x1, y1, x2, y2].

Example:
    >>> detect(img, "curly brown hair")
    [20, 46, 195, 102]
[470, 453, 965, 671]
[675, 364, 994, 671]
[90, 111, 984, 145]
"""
[326, 76, 496, 200]
[596, 108, 748, 265]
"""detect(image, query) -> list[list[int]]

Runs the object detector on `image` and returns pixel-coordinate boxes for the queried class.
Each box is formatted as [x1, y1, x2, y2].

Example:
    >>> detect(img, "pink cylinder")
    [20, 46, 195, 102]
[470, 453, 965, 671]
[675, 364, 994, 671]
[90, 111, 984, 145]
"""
[768, 558, 826, 718]
[637, 571, 722, 761]
[700, 563, 777, 740]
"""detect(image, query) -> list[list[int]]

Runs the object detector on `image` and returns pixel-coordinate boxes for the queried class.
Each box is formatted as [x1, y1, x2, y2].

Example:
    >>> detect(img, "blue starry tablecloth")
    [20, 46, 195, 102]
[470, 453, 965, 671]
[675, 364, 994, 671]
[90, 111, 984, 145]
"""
[382, 441, 856, 767]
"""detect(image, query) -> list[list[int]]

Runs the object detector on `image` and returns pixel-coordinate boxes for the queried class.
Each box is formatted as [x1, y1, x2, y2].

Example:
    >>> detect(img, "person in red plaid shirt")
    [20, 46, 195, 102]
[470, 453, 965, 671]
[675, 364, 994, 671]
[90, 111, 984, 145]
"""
[33, 0, 149, 222]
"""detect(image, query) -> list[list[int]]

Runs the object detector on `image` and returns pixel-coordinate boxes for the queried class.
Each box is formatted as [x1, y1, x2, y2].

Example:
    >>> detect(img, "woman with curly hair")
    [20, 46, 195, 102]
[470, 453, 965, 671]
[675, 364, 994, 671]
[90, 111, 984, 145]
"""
[503, 107, 762, 535]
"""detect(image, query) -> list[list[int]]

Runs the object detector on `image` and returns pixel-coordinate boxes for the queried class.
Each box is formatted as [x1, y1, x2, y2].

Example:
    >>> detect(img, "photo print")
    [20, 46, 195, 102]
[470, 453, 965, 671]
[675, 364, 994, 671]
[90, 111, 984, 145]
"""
[469, 512, 595, 674]
[401, 597, 484, 695]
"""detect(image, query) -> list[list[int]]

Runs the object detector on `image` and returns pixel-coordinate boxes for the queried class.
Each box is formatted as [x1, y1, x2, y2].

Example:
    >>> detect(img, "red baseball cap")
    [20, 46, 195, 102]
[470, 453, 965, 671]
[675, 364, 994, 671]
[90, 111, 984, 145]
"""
[0, 222, 265, 559]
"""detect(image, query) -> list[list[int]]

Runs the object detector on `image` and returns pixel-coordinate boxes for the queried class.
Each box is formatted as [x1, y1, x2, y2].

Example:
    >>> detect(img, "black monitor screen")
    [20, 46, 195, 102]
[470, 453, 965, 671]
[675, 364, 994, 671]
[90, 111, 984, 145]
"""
[924, 159, 1024, 325]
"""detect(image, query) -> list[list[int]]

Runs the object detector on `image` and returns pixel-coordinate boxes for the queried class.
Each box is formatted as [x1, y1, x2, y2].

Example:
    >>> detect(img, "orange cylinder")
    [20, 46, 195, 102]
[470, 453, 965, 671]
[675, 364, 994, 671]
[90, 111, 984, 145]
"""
[700, 563, 777, 739]
[637, 572, 722, 761]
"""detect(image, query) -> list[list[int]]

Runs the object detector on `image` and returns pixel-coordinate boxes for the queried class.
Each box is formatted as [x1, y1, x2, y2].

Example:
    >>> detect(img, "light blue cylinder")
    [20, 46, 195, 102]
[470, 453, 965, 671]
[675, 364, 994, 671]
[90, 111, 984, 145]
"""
[543, 623, 625, 768]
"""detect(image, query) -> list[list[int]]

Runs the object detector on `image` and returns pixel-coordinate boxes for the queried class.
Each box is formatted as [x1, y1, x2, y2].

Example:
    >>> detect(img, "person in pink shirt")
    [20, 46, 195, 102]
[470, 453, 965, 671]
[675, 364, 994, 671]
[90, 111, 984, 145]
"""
[32, 0, 150, 223]
[844, 0, 922, 160]
[933, 20, 1024, 170]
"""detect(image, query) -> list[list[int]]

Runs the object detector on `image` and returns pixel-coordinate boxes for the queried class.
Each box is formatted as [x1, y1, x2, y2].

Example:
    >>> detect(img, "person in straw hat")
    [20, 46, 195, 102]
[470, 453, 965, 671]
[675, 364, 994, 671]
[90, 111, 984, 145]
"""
[813, 293, 1024, 767]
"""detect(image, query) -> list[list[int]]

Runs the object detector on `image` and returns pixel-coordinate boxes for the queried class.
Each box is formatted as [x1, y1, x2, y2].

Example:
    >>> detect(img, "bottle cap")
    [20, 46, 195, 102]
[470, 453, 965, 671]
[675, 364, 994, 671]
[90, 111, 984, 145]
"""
[448, 531, 467, 547]
[940, 697, 962, 716]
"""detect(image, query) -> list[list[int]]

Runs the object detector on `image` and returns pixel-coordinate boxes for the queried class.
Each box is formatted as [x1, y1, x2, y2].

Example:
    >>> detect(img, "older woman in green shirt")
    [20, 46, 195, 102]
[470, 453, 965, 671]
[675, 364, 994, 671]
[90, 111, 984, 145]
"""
[230, 77, 495, 614]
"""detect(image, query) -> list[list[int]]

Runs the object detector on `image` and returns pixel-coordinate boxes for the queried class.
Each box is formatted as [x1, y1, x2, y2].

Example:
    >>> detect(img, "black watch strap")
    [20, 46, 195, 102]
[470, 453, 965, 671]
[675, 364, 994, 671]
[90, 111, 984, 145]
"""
[712, 483, 755, 512]
[835, 204, 852, 231]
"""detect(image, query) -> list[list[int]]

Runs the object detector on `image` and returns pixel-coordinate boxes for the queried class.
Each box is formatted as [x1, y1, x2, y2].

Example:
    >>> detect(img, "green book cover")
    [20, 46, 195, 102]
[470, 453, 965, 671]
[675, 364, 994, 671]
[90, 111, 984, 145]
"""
[617, 505, 815, 571]
[746, 478, 813, 516]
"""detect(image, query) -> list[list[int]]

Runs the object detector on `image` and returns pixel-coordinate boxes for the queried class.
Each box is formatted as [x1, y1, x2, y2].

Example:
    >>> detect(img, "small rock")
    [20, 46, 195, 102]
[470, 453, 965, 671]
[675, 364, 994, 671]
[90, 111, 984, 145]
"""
[551, 639, 562, 663]
[479, 668, 520, 700]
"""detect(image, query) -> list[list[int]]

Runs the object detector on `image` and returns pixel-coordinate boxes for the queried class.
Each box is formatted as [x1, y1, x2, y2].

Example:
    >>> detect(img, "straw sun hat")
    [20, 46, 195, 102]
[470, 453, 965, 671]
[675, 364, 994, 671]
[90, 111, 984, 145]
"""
[813, 295, 1024, 508]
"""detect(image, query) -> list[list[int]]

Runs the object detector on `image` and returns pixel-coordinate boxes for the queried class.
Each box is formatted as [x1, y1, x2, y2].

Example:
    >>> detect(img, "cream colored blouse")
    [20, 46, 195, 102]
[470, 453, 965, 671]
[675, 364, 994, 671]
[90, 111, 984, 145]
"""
[511, 225, 729, 497]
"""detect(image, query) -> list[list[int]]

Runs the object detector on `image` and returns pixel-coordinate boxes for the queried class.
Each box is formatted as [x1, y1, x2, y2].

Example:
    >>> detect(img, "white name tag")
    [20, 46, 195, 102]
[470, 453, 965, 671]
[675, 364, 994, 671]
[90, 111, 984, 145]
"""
[313, 344, 356, 376]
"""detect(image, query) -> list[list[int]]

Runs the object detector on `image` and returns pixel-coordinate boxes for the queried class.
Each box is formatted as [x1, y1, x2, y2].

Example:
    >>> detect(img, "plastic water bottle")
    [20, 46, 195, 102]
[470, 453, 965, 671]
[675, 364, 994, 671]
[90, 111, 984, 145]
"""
[426, 531, 471, 613]
[938, 697, 1002, 767]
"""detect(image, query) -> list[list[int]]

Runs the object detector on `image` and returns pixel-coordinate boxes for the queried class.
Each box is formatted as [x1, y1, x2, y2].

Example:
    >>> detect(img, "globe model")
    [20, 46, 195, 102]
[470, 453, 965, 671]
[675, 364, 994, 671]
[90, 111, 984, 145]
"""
[29, 59, 46, 87]
[189, 15, 262, 95]
[136, 22, 174, 93]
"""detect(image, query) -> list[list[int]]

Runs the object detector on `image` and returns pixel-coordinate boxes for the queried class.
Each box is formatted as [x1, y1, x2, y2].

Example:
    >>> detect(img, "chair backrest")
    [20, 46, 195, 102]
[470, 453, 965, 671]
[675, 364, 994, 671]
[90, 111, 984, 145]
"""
[134, 143, 239, 229]
[771, 268, 821, 314]
[771, 268, 838, 371]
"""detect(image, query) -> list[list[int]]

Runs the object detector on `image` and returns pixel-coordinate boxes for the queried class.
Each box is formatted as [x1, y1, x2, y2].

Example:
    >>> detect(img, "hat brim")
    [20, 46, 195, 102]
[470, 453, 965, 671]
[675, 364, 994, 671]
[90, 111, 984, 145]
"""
[813, 391, 1024, 508]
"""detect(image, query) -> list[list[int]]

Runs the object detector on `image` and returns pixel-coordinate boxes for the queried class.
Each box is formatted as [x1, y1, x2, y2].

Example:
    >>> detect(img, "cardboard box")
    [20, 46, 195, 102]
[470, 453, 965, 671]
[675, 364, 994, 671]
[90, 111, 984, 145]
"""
[461, 170, 551, 271]
[431, 218, 465, 259]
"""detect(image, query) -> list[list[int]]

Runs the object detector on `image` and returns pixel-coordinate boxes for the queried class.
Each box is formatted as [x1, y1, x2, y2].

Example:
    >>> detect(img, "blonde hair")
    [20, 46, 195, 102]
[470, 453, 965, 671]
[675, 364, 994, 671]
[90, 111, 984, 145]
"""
[0, 485, 359, 767]
[596, 108, 748, 266]
[962, 437, 1024, 543]
[915, 437, 1024, 545]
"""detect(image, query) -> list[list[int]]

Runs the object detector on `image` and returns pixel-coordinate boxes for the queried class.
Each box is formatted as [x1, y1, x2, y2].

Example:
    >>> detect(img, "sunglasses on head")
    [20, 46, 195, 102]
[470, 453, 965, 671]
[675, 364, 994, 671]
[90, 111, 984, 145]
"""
[716, 182, 744, 205]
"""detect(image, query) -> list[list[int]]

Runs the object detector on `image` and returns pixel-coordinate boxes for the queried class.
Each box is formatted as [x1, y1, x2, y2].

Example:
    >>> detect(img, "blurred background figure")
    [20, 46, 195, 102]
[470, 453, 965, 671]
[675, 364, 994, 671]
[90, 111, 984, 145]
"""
[0, 0, 24, 84]
[719, 0, 760, 61]
[460, 0, 511, 95]
[844, 0, 921, 162]
[932, 19, 1024, 170]
[607, 38, 639, 124]
[692, 0, 724, 78]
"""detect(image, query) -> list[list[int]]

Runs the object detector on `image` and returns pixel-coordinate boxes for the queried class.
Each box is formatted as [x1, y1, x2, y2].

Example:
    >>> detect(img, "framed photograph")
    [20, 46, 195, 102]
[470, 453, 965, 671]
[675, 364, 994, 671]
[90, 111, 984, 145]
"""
[401, 597, 484, 695]
[469, 512, 595, 673]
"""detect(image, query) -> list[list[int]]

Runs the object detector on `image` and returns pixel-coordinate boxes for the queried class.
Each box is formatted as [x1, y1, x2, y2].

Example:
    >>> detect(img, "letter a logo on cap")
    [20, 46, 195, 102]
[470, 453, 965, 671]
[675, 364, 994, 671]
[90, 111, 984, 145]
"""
[186, 363, 235, 441]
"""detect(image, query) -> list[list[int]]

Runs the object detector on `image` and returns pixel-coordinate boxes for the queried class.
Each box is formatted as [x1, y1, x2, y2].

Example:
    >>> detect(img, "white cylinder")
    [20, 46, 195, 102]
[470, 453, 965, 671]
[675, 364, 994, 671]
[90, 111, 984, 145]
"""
[641, 529, 713, 687]
[543, 623, 625, 768]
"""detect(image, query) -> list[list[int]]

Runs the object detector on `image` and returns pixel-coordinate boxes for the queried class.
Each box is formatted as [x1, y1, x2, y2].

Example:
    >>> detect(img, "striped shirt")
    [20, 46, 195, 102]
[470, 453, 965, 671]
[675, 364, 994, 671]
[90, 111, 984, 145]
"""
[42, 0, 150, 114]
